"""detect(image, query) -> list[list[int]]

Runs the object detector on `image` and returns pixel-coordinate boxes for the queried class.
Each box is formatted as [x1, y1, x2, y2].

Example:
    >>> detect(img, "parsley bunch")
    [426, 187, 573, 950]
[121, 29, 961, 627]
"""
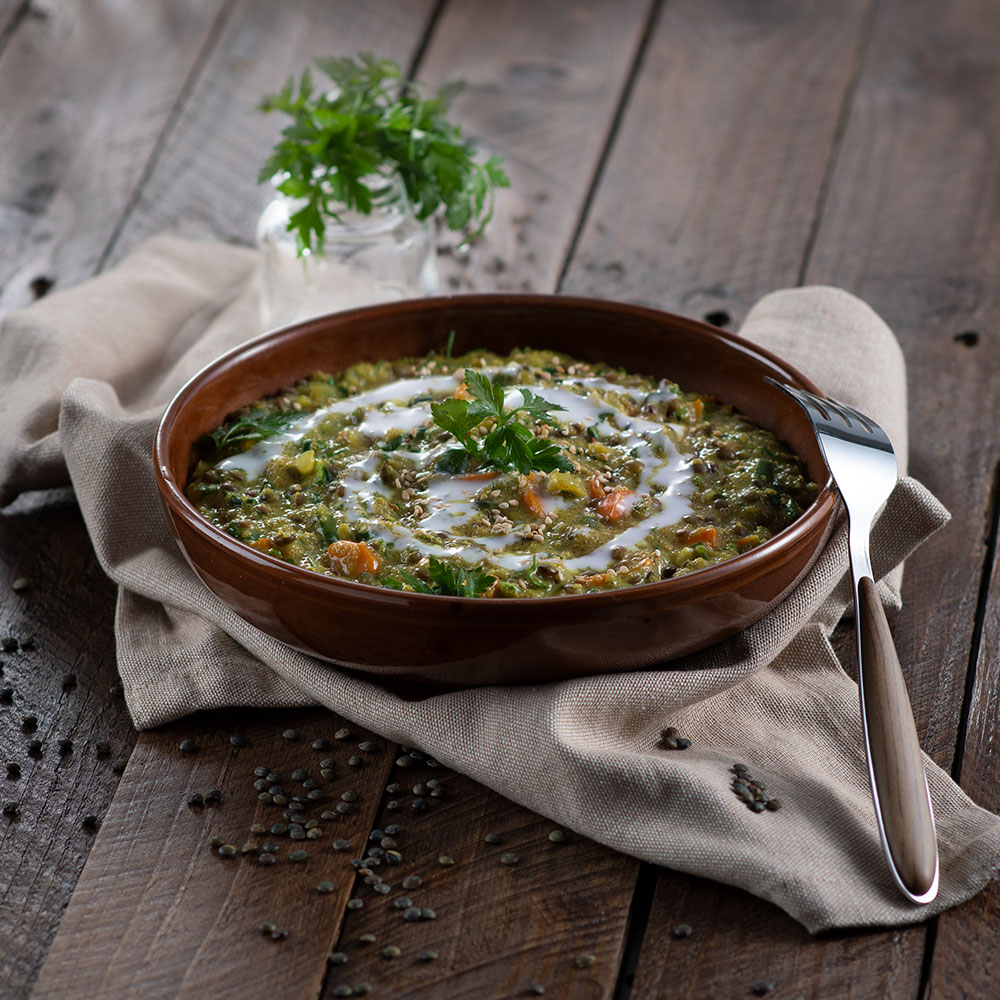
[257, 53, 509, 256]
[432, 369, 573, 475]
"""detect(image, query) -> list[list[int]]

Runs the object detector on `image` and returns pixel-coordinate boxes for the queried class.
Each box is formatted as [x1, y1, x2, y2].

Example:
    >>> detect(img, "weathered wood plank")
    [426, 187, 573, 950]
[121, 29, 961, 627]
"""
[560, 0, 874, 324]
[557, 0, 945, 994]
[415, 0, 655, 296]
[0, 495, 130, 999]
[0, 0, 229, 313]
[925, 465, 1000, 996]
[30, 710, 396, 1000]
[802, 0, 1000, 771]
[323, 762, 637, 1000]
[98, 0, 439, 268]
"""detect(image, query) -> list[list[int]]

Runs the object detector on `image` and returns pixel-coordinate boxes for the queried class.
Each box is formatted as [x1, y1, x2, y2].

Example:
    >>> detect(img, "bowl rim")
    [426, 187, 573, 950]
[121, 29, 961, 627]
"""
[153, 293, 838, 609]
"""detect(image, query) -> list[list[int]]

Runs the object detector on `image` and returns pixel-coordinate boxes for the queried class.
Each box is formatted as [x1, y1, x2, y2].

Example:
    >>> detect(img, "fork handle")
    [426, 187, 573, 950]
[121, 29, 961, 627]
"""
[856, 576, 939, 901]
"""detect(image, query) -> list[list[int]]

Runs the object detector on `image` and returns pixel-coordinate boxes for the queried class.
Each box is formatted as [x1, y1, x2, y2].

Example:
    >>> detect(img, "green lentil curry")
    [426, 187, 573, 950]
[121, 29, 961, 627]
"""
[186, 349, 817, 597]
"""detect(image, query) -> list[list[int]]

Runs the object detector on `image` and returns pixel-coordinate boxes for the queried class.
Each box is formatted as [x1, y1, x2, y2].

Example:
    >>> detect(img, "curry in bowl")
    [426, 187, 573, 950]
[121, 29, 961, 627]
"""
[186, 347, 816, 599]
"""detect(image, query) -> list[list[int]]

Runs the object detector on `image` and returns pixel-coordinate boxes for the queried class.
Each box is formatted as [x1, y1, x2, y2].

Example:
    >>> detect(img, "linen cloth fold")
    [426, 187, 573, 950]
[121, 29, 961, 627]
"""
[2, 234, 998, 932]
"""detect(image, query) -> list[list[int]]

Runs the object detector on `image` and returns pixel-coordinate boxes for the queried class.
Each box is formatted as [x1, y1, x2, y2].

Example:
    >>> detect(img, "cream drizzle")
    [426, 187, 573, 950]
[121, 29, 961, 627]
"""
[217, 365, 696, 575]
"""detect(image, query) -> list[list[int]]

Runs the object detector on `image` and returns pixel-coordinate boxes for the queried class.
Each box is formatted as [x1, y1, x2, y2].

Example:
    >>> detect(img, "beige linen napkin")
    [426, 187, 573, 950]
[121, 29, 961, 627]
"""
[2, 235, 998, 932]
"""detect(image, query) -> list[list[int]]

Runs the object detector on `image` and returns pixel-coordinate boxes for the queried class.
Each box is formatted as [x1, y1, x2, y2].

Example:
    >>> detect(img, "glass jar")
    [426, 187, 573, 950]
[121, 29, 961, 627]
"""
[256, 172, 438, 329]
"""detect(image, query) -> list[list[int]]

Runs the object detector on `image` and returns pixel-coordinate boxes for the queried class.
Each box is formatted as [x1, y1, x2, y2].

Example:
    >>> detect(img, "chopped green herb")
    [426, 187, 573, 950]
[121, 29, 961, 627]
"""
[386, 555, 495, 598]
[204, 410, 298, 455]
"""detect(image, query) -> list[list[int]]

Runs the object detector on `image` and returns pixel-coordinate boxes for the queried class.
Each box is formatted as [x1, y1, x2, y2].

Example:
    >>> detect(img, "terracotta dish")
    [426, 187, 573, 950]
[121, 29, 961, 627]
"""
[154, 295, 837, 686]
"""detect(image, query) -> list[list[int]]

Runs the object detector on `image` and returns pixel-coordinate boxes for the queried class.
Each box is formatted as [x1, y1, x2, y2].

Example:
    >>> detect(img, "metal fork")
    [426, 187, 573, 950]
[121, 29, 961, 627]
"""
[766, 378, 939, 904]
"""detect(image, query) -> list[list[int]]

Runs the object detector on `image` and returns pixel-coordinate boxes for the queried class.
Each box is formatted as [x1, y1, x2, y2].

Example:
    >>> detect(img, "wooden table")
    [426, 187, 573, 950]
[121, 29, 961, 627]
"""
[2, 2, 998, 997]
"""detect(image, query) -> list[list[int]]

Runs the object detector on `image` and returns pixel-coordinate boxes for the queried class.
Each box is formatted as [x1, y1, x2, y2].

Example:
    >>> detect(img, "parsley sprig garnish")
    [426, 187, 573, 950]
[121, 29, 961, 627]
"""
[204, 410, 299, 455]
[384, 556, 496, 597]
[431, 369, 573, 475]
[257, 53, 510, 257]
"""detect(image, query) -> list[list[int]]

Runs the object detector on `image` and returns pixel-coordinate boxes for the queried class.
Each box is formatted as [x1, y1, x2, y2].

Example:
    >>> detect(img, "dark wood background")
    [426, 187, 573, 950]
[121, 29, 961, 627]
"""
[1, 2, 997, 998]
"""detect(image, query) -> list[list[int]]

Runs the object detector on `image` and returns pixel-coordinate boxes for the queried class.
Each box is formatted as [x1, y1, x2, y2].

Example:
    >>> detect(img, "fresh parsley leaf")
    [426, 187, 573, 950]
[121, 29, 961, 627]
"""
[429, 368, 570, 474]
[204, 410, 299, 454]
[436, 448, 469, 474]
[258, 53, 510, 257]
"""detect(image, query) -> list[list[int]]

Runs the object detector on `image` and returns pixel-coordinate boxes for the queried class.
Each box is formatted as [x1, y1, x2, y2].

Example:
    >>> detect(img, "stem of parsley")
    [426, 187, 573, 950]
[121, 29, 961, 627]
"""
[257, 53, 510, 257]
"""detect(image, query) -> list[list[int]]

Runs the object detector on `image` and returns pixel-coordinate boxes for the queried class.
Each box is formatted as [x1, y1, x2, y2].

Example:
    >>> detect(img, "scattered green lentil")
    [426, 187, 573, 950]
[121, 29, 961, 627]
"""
[205, 789, 223, 804]
[402, 906, 422, 922]
[385, 800, 400, 810]
[27, 739, 43, 755]
[527, 983, 546, 996]
[259, 853, 276, 865]
[316, 880, 335, 893]
[334, 728, 351, 740]
[111, 758, 127, 774]
[57, 738, 73, 755]
[61, 673, 77, 689]
[751, 981, 775, 996]
[250, 822, 267, 834]
[417, 949, 438, 962]
[332, 987, 352, 998]
[574, 954, 596, 969]
[500, 852, 520, 866]
[329, 951, 348, 965]
[384, 824, 401, 835]
[11, 578, 30, 592]
[438, 855, 455, 866]
[312, 738, 331, 750]
[381, 946, 401, 960]
[347, 898, 364, 909]
[178, 739, 196, 753]
[241, 843, 257, 854]
[270, 929, 287, 941]
[333, 838, 352, 851]
[393, 896, 413, 910]
[320, 768, 336, 780]
[6, 762, 21, 779]
[347, 755, 363, 767]
[359, 933, 377, 944]
[21, 715, 38, 732]
[484, 832, 502, 845]
[281, 728, 298, 740]
[258, 921, 276, 935]
[412, 783, 428, 796]
[395, 756, 413, 768]
[766, 798, 782, 811]
[2, 801, 19, 817]
[218, 844, 237, 858]
[306, 828, 322, 840]
[95, 741, 112, 757]
[373, 883, 391, 894]
[672, 923, 693, 938]
[421, 908, 436, 920]
[385, 851, 402, 865]
[82, 815, 99, 831]
[186, 793, 204, 808]
[289, 849, 308, 863]
[336, 802, 357, 815]
[0, 687, 12, 703]
[210, 836, 225, 847]
[386, 783, 403, 794]
[548, 829, 567, 843]
[353, 984, 371, 996]
[401, 875, 422, 889]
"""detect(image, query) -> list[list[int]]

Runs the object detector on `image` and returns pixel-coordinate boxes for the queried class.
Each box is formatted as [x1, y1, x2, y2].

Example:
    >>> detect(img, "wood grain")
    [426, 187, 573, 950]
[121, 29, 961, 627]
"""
[0, 495, 133, 998]
[0, 0, 228, 313]
[802, 0, 1000, 770]
[858, 576, 937, 897]
[414, 0, 655, 297]
[560, 0, 875, 322]
[322, 764, 637, 1000]
[99, 0, 439, 270]
[926, 466, 1000, 998]
[29, 710, 397, 1000]
[630, 869, 925, 1000]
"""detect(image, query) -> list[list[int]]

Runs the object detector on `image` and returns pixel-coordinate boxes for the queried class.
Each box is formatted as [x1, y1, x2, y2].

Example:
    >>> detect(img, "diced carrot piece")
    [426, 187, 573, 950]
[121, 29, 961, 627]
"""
[736, 534, 760, 551]
[576, 572, 610, 588]
[595, 488, 637, 522]
[250, 537, 274, 552]
[454, 381, 472, 400]
[520, 473, 547, 519]
[686, 526, 717, 549]
[690, 397, 704, 421]
[327, 540, 380, 576]
[587, 475, 605, 499]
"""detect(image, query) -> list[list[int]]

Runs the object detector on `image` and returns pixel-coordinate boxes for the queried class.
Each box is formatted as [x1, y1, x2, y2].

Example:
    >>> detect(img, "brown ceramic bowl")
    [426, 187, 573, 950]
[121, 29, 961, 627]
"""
[154, 295, 837, 686]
